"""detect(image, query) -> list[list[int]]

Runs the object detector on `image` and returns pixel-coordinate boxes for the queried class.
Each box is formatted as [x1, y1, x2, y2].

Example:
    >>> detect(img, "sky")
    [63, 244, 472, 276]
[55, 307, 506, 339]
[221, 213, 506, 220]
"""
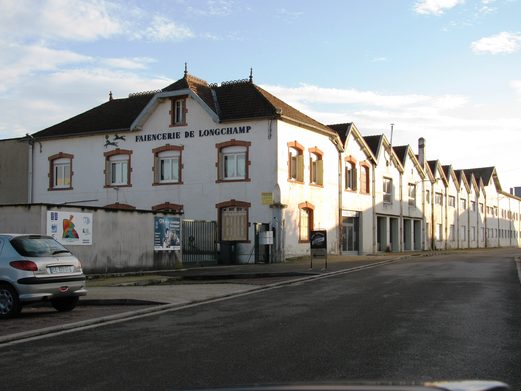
[1, 0, 520, 189]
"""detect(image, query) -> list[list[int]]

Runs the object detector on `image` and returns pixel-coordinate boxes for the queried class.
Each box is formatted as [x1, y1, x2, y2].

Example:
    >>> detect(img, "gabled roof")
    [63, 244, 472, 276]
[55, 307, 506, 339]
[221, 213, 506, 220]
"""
[463, 167, 498, 189]
[392, 145, 408, 166]
[328, 122, 353, 145]
[33, 93, 154, 139]
[393, 145, 425, 179]
[33, 72, 336, 140]
[363, 135, 383, 158]
[328, 122, 376, 163]
[454, 169, 471, 194]
[442, 164, 460, 191]
[428, 160, 448, 185]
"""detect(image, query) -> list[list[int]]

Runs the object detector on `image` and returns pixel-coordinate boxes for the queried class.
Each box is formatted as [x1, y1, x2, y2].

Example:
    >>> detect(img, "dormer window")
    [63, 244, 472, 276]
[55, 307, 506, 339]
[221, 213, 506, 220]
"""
[170, 96, 187, 127]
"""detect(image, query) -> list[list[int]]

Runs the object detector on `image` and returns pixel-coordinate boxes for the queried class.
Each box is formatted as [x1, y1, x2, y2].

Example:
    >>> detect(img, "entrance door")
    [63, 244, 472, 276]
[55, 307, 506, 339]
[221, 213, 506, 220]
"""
[342, 217, 359, 253]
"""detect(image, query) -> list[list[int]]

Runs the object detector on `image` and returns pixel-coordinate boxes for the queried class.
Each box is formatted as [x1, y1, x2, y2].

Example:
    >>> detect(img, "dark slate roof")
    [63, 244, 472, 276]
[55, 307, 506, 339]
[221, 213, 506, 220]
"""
[427, 160, 438, 176]
[392, 145, 408, 166]
[463, 167, 496, 186]
[162, 74, 216, 113]
[33, 93, 154, 139]
[34, 73, 336, 139]
[363, 135, 382, 157]
[442, 165, 452, 179]
[327, 123, 353, 145]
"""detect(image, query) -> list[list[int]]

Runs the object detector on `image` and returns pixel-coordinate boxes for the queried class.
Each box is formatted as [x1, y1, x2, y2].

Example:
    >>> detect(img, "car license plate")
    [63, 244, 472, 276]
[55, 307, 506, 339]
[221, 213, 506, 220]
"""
[49, 265, 74, 274]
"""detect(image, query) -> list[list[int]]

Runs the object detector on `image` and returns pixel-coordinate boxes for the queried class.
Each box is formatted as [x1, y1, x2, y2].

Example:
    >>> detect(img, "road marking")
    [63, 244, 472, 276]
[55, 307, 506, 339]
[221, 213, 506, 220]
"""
[0, 257, 406, 347]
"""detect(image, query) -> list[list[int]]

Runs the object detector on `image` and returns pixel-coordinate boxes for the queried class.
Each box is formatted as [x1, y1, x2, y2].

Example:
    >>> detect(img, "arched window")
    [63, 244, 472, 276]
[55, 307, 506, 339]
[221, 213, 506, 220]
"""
[298, 202, 314, 242]
[104, 149, 132, 187]
[153, 145, 183, 185]
[216, 200, 251, 242]
[360, 162, 370, 194]
[345, 157, 357, 191]
[309, 147, 323, 186]
[216, 140, 251, 182]
[48, 153, 73, 190]
[288, 141, 304, 182]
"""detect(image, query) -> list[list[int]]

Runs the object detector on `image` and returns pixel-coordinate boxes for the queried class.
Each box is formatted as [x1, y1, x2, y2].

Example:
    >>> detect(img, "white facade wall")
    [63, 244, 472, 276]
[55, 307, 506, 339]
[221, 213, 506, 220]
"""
[276, 121, 340, 257]
[373, 143, 402, 252]
[445, 175, 459, 250]
[431, 172, 446, 250]
[340, 132, 374, 254]
[400, 153, 425, 251]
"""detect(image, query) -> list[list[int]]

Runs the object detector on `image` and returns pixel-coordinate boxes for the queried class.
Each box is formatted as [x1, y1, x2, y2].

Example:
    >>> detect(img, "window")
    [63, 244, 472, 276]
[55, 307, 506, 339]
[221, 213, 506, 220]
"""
[345, 159, 357, 191]
[479, 203, 484, 213]
[217, 200, 250, 241]
[309, 148, 323, 186]
[408, 184, 416, 206]
[104, 149, 132, 187]
[448, 196, 455, 208]
[48, 153, 73, 190]
[298, 202, 314, 242]
[217, 140, 251, 182]
[471, 201, 476, 211]
[383, 178, 392, 204]
[170, 96, 187, 126]
[460, 198, 467, 210]
[449, 224, 455, 241]
[426, 190, 430, 204]
[436, 224, 443, 240]
[435, 192, 443, 205]
[471, 226, 476, 241]
[360, 163, 370, 194]
[460, 225, 467, 241]
[288, 141, 304, 182]
[153, 145, 183, 185]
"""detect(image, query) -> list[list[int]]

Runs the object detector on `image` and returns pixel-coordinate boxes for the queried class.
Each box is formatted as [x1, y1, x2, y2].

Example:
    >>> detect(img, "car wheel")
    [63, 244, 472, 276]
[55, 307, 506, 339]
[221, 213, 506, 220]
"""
[51, 296, 79, 312]
[0, 283, 22, 319]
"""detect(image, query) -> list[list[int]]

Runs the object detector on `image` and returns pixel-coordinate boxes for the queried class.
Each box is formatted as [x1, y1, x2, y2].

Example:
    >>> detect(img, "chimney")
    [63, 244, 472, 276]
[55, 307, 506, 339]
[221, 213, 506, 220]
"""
[418, 137, 426, 167]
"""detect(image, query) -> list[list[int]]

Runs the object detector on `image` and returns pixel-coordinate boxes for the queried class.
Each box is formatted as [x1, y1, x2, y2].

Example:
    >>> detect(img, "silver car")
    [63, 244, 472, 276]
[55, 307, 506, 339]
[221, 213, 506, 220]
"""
[0, 234, 87, 319]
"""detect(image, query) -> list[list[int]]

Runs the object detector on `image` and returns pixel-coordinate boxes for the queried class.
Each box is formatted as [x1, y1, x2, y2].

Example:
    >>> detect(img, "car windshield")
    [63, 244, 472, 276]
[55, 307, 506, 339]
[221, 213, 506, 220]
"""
[10, 236, 71, 257]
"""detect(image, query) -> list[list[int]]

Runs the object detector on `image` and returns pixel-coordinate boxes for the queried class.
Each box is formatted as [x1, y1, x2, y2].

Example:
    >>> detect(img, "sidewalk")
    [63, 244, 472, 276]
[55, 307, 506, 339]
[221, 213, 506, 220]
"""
[83, 253, 427, 305]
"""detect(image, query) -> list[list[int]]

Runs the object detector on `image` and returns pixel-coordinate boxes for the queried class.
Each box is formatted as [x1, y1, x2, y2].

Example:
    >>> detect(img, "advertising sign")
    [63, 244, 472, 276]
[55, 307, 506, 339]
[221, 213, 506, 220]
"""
[310, 230, 327, 250]
[154, 216, 181, 251]
[47, 211, 93, 245]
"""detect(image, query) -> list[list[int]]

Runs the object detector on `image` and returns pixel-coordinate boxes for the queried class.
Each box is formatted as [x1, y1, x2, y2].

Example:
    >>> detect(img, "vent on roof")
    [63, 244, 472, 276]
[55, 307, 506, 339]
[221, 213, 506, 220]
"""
[128, 90, 161, 98]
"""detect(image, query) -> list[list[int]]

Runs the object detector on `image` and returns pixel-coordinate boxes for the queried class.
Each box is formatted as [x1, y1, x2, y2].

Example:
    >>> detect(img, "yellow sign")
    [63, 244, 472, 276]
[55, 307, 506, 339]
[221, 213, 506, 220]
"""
[261, 192, 273, 205]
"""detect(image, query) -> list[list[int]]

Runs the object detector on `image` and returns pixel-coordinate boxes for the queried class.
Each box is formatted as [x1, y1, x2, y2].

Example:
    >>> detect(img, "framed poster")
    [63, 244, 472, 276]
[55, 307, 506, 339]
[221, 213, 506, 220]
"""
[47, 211, 93, 245]
[154, 216, 181, 251]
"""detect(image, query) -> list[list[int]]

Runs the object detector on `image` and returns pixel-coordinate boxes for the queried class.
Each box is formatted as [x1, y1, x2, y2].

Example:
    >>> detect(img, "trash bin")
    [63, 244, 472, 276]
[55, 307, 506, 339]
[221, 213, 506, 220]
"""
[219, 241, 236, 265]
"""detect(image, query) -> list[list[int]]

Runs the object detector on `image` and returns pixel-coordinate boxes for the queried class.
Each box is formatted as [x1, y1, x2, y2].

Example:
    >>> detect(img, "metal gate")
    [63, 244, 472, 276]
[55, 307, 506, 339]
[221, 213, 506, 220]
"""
[182, 220, 218, 265]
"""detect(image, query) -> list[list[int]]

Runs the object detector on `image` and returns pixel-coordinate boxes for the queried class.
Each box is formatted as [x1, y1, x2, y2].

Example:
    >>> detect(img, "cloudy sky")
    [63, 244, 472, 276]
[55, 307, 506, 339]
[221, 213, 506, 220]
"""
[1, 0, 520, 188]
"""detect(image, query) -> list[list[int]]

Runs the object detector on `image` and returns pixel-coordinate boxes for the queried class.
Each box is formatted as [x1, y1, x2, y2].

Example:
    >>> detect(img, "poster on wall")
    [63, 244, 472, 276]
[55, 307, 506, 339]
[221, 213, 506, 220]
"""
[154, 216, 181, 251]
[47, 211, 93, 245]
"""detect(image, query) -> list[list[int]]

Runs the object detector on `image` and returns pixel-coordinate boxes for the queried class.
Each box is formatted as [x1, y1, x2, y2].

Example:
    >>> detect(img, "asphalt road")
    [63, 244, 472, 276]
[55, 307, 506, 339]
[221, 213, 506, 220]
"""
[1, 249, 520, 390]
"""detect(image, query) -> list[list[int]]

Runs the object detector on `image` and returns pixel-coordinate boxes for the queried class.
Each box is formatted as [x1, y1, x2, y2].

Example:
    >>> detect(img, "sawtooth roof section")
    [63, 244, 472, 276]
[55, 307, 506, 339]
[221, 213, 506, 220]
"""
[363, 135, 383, 158]
[392, 145, 408, 166]
[328, 123, 353, 145]
[32, 93, 154, 139]
[463, 167, 495, 186]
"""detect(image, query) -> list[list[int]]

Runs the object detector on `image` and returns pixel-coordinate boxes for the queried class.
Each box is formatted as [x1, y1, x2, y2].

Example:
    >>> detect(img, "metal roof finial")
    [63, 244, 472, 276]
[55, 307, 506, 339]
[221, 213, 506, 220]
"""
[184, 62, 188, 77]
[109, 91, 113, 101]
[249, 67, 253, 83]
